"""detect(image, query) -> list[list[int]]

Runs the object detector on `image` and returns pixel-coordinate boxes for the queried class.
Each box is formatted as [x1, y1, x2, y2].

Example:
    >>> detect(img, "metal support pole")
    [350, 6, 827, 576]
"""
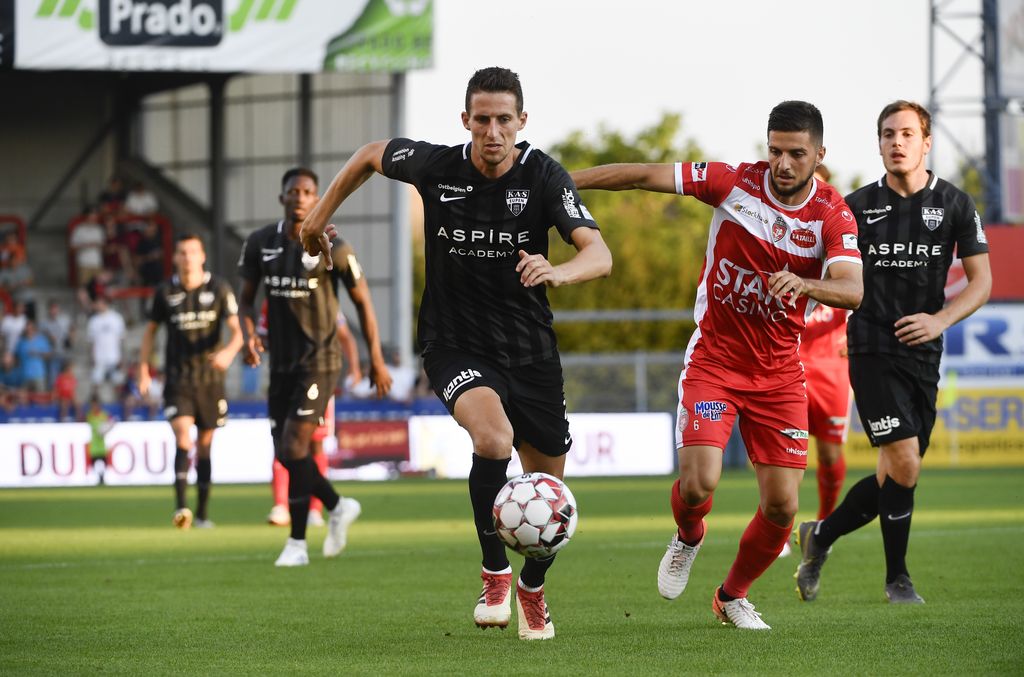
[299, 73, 313, 168]
[390, 72, 413, 368]
[982, 0, 1003, 221]
[209, 76, 226, 274]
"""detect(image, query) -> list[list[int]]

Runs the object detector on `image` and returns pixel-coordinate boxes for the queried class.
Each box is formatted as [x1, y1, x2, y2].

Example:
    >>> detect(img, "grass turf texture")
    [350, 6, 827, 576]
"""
[1, 468, 1021, 675]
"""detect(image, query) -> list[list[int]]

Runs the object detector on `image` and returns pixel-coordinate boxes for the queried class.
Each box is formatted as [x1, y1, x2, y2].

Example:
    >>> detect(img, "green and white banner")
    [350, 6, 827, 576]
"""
[14, 0, 431, 72]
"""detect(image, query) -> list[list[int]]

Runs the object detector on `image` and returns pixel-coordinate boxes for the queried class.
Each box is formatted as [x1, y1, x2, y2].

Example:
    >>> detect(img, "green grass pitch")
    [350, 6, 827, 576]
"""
[1, 468, 1022, 675]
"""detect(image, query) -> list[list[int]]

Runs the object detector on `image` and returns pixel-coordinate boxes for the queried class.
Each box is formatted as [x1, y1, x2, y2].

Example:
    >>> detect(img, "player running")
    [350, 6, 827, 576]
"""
[573, 101, 863, 629]
[139, 233, 244, 529]
[794, 101, 991, 604]
[238, 167, 392, 567]
[299, 67, 612, 640]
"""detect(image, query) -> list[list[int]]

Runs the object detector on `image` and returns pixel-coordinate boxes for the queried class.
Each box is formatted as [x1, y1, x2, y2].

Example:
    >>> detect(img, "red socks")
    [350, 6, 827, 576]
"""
[816, 456, 847, 520]
[722, 507, 792, 599]
[272, 459, 289, 508]
[670, 479, 712, 545]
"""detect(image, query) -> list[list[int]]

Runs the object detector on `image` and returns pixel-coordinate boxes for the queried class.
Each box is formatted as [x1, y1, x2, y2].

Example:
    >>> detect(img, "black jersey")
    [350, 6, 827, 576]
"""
[238, 220, 361, 373]
[382, 138, 600, 367]
[845, 172, 989, 363]
[149, 272, 238, 385]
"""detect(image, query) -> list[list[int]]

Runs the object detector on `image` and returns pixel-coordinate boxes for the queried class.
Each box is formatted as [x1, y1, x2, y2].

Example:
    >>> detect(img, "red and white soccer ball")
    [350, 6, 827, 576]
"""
[492, 472, 578, 558]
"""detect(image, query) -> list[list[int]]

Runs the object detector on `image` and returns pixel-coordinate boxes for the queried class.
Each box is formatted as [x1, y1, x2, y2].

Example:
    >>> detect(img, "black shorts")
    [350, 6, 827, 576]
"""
[850, 353, 939, 455]
[268, 369, 340, 433]
[164, 381, 227, 431]
[423, 347, 571, 457]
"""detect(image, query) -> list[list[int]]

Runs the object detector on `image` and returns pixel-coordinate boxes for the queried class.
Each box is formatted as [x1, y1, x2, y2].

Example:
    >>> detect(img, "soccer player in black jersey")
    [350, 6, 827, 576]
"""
[300, 67, 612, 640]
[238, 167, 393, 567]
[139, 233, 244, 529]
[795, 101, 991, 604]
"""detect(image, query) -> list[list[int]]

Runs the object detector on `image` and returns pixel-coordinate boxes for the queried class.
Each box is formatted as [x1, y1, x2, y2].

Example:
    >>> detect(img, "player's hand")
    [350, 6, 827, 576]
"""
[894, 313, 947, 346]
[243, 334, 264, 366]
[208, 349, 234, 372]
[516, 250, 564, 288]
[138, 369, 151, 397]
[766, 270, 808, 306]
[300, 223, 336, 271]
[369, 359, 393, 399]
[345, 366, 364, 390]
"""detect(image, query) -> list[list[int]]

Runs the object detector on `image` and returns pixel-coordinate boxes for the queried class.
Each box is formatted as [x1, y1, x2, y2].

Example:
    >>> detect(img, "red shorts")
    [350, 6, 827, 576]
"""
[804, 358, 851, 444]
[675, 365, 809, 469]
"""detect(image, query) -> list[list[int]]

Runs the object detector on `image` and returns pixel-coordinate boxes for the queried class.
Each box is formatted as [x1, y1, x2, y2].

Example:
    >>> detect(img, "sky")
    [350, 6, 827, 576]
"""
[405, 0, 987, 192]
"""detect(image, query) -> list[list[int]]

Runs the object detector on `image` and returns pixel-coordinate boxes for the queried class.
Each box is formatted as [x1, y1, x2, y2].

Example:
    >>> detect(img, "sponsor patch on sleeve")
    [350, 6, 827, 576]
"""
[842, 233, 858, 250]
[691, 162, 708, 183]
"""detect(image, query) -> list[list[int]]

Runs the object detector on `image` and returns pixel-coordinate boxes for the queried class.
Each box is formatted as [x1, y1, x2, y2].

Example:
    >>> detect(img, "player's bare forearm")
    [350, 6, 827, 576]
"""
[349, 280, 392, 397]
[300, 141, 389, 253]
[555, 233, 612, 286]
[803, 275, 863, 310]
[934, 254, 991, 329]
[138, 322, 158, 379]
[571, 163, 676, 193]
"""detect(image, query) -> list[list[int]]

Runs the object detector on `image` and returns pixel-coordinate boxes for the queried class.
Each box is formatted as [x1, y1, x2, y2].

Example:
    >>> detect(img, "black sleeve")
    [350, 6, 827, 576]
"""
[148, 285, 168, 323]
[381, 138, 447, 186]
[218, 278, 239, 317]
[954, 193, 989, 259]
[330, 239, 362, 290]
[237, 230, 262, 281]
[542, 159, 600, 244]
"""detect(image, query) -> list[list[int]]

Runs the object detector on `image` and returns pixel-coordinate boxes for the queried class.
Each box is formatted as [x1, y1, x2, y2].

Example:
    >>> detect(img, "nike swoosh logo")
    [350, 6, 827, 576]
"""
[564, 435, 572, 445]
[887, 511, 912, 521]
[296, 408, 314, 416]
[262, 254, 281, 261]
[865, 215, 888, 224]
[482, 529, 497, 536]
[440, 193, 466, 202]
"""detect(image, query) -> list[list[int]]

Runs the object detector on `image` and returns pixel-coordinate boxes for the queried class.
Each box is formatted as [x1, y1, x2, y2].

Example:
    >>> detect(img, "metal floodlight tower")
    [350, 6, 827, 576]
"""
[928, 0, 1004, 221]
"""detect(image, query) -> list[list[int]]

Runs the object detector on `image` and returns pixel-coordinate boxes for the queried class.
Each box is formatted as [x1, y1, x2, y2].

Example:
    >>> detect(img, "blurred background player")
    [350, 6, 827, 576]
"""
[85, 394, 113, 485]
[573, 101, 862, 630]
[238, 167, 392, 567]
[299, 67, 611, 640]
[139, 234, 243, 529]
[795, 101, 991, 604]
[266, 306, 362, 527]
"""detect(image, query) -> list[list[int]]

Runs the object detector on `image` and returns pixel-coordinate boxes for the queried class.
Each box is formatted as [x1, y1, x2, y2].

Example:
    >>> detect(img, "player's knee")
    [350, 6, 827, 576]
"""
[761, 497, 798, 525]
[471, 427, 514, 460]
[678, 477, 714, 505]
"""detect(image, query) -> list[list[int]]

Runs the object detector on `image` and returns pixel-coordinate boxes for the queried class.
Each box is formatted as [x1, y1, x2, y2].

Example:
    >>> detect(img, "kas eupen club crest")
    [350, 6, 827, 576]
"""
[506, 189, 529, 216]
[921, 207, 944, 231]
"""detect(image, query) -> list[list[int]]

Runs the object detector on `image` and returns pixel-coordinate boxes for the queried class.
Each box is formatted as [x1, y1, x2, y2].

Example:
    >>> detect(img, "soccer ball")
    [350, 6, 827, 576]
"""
[492, 472, 578, 558]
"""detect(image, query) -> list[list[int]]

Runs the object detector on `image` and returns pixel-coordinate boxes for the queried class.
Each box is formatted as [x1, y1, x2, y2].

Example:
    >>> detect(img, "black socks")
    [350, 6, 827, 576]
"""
[173, 447, 189, 510]
[469, 454, 511, 572]
[195, 457, 211, 520]
[879, 476, 916, 584]
[814, 474, 880, 550]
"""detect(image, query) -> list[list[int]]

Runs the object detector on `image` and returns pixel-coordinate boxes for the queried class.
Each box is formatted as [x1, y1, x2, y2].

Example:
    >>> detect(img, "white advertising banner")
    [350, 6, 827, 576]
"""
[15, 0, 432, 73]
[940, 303, 1024, 386]
[1, 419, 274, 487]
[408, 413, 675, 479]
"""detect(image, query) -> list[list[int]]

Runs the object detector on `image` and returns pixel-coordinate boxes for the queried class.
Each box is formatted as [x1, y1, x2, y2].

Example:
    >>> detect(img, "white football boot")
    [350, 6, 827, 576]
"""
[657, 520, 705, 600]
[275, 538, 309, 567]
[712, 587, 771, 630]
[323, 497, 361, 558]
[474, 569, 513, 629]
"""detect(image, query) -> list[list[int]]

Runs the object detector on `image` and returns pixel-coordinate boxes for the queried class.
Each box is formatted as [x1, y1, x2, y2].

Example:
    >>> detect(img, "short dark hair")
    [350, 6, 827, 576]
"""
[465, 67, 524, 115]
[281, 167, 318, 189]
[876, 100, 931, 138]
[175, 232, 204, 249]
[767, 101, 824, 147]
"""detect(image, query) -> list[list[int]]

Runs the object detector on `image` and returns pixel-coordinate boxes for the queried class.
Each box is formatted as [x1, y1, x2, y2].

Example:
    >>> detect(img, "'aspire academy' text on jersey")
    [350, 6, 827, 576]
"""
[845, 173, 988, 363]
[382, 138, 600, 368]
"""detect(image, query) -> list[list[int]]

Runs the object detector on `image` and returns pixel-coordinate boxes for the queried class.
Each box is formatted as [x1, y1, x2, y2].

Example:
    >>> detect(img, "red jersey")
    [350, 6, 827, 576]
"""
[801, 304, 848, 362]
[677, 161, 861, 379]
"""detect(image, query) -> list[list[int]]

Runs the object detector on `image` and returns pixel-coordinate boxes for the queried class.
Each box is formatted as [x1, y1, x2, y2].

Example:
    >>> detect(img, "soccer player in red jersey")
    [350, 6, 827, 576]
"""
[572, 102, 863, 629]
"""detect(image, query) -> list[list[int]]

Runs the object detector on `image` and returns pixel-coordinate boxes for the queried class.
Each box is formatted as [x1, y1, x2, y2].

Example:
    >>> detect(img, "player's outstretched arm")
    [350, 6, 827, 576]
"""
[336, 322, 363, 386]
[895, 253, 991, 346]
[137, 320, 159, 396]
[236, 278, 264, 367]
[516, 227, 612, 288]
[345, 278, 392, 398]
[209, 314, 244, 372]
[767, 260, 863, 310]
[300, 140, 391, 259]
[570, 163, 677, 194]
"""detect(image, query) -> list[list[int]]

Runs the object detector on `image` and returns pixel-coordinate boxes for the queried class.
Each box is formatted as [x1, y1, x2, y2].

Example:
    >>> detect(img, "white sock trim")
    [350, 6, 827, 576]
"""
[517, 578, 543, 593]
[483, 565, 512, 575]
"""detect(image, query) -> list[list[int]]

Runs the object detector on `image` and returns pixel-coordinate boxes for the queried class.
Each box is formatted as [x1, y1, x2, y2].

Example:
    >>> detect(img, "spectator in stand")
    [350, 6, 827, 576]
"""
[69, 207, 106, 287]
[86, 296, 126, 392]
[53, 361, 78, 421]
[39, 299, 74, 388]
[124, 182, 159, 218]
[102, 215, 134, 284]
[78, 269, 115, 315]
[14, 319, 51, 399]
[98, 176, 126, 216]
[133, 217, 165, 287]
[85, 394, 114, 485]
[1, 301, 28, 372]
